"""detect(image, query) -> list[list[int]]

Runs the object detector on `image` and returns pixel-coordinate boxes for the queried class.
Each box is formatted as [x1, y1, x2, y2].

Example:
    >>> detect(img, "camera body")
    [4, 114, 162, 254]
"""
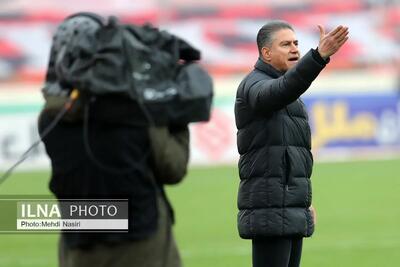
[42, 12, 213, 126]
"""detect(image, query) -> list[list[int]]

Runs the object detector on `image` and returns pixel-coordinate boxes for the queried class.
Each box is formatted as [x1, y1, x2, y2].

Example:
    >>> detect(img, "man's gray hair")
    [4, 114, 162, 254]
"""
[256, 20, 294, 55]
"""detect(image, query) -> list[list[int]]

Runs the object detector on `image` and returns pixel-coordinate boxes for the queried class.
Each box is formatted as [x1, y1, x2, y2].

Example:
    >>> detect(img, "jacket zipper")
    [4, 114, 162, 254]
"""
[284, 106, 294, 190]
[283, 148, 290, 191]
[282, 109, 289, 235]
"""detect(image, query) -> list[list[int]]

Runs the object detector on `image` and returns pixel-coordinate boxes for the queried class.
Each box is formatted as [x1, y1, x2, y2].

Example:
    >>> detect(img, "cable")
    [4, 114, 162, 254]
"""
[121, 29, 156, 127]
[0, 90, 79, 186]
[82, 31, 159, 172]
[0, 86, 152, 183]
[82, 99, 150, 175]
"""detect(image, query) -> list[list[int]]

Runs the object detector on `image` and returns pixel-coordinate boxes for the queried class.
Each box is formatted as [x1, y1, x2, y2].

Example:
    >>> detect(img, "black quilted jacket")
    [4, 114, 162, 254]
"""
[234, 49, 328, 239]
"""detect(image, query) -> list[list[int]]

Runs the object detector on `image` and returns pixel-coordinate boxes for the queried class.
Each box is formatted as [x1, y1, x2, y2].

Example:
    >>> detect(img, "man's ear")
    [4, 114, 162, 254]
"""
[261, 46, 271, 62]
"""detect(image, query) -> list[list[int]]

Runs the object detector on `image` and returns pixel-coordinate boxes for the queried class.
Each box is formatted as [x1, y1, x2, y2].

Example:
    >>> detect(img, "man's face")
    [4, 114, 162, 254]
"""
[261, 28, 300, 72]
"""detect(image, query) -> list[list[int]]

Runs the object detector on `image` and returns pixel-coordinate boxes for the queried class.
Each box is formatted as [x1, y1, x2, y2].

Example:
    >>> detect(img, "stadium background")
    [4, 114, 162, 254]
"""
[0, 0, 399, 266]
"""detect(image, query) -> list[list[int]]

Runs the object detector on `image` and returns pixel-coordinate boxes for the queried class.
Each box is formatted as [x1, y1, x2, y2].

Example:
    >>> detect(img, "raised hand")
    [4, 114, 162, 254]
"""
[317, 25, 349, 60]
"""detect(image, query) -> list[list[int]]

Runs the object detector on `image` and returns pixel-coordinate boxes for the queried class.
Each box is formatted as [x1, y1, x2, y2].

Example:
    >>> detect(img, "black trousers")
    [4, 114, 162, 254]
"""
[252, 237, 303, 267]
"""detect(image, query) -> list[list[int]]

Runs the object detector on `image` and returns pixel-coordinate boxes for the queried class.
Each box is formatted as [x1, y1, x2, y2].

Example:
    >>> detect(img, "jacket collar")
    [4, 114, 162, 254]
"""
[254, 58, 285, 78]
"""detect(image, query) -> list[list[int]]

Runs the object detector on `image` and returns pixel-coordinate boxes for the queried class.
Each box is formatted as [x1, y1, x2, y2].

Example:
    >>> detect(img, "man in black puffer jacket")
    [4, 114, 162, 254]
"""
[235, 20, 349, 267]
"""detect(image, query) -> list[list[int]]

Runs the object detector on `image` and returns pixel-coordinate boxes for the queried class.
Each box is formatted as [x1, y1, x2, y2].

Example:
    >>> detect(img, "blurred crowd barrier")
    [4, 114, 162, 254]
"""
[0, 0, 399, 169]
[0, 0, 399, 80]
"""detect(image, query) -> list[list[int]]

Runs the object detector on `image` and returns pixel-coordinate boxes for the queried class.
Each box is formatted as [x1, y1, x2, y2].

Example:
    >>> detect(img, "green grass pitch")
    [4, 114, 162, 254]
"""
[0, 159, 399, 267]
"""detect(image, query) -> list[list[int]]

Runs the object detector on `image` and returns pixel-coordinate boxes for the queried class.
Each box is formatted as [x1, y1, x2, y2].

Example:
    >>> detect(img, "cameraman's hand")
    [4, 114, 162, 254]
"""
[317, 25, 349, 60]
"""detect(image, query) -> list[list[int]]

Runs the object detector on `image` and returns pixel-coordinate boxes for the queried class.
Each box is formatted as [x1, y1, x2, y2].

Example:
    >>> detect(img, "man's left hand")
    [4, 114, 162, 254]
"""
[310, 205, 317, 225]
